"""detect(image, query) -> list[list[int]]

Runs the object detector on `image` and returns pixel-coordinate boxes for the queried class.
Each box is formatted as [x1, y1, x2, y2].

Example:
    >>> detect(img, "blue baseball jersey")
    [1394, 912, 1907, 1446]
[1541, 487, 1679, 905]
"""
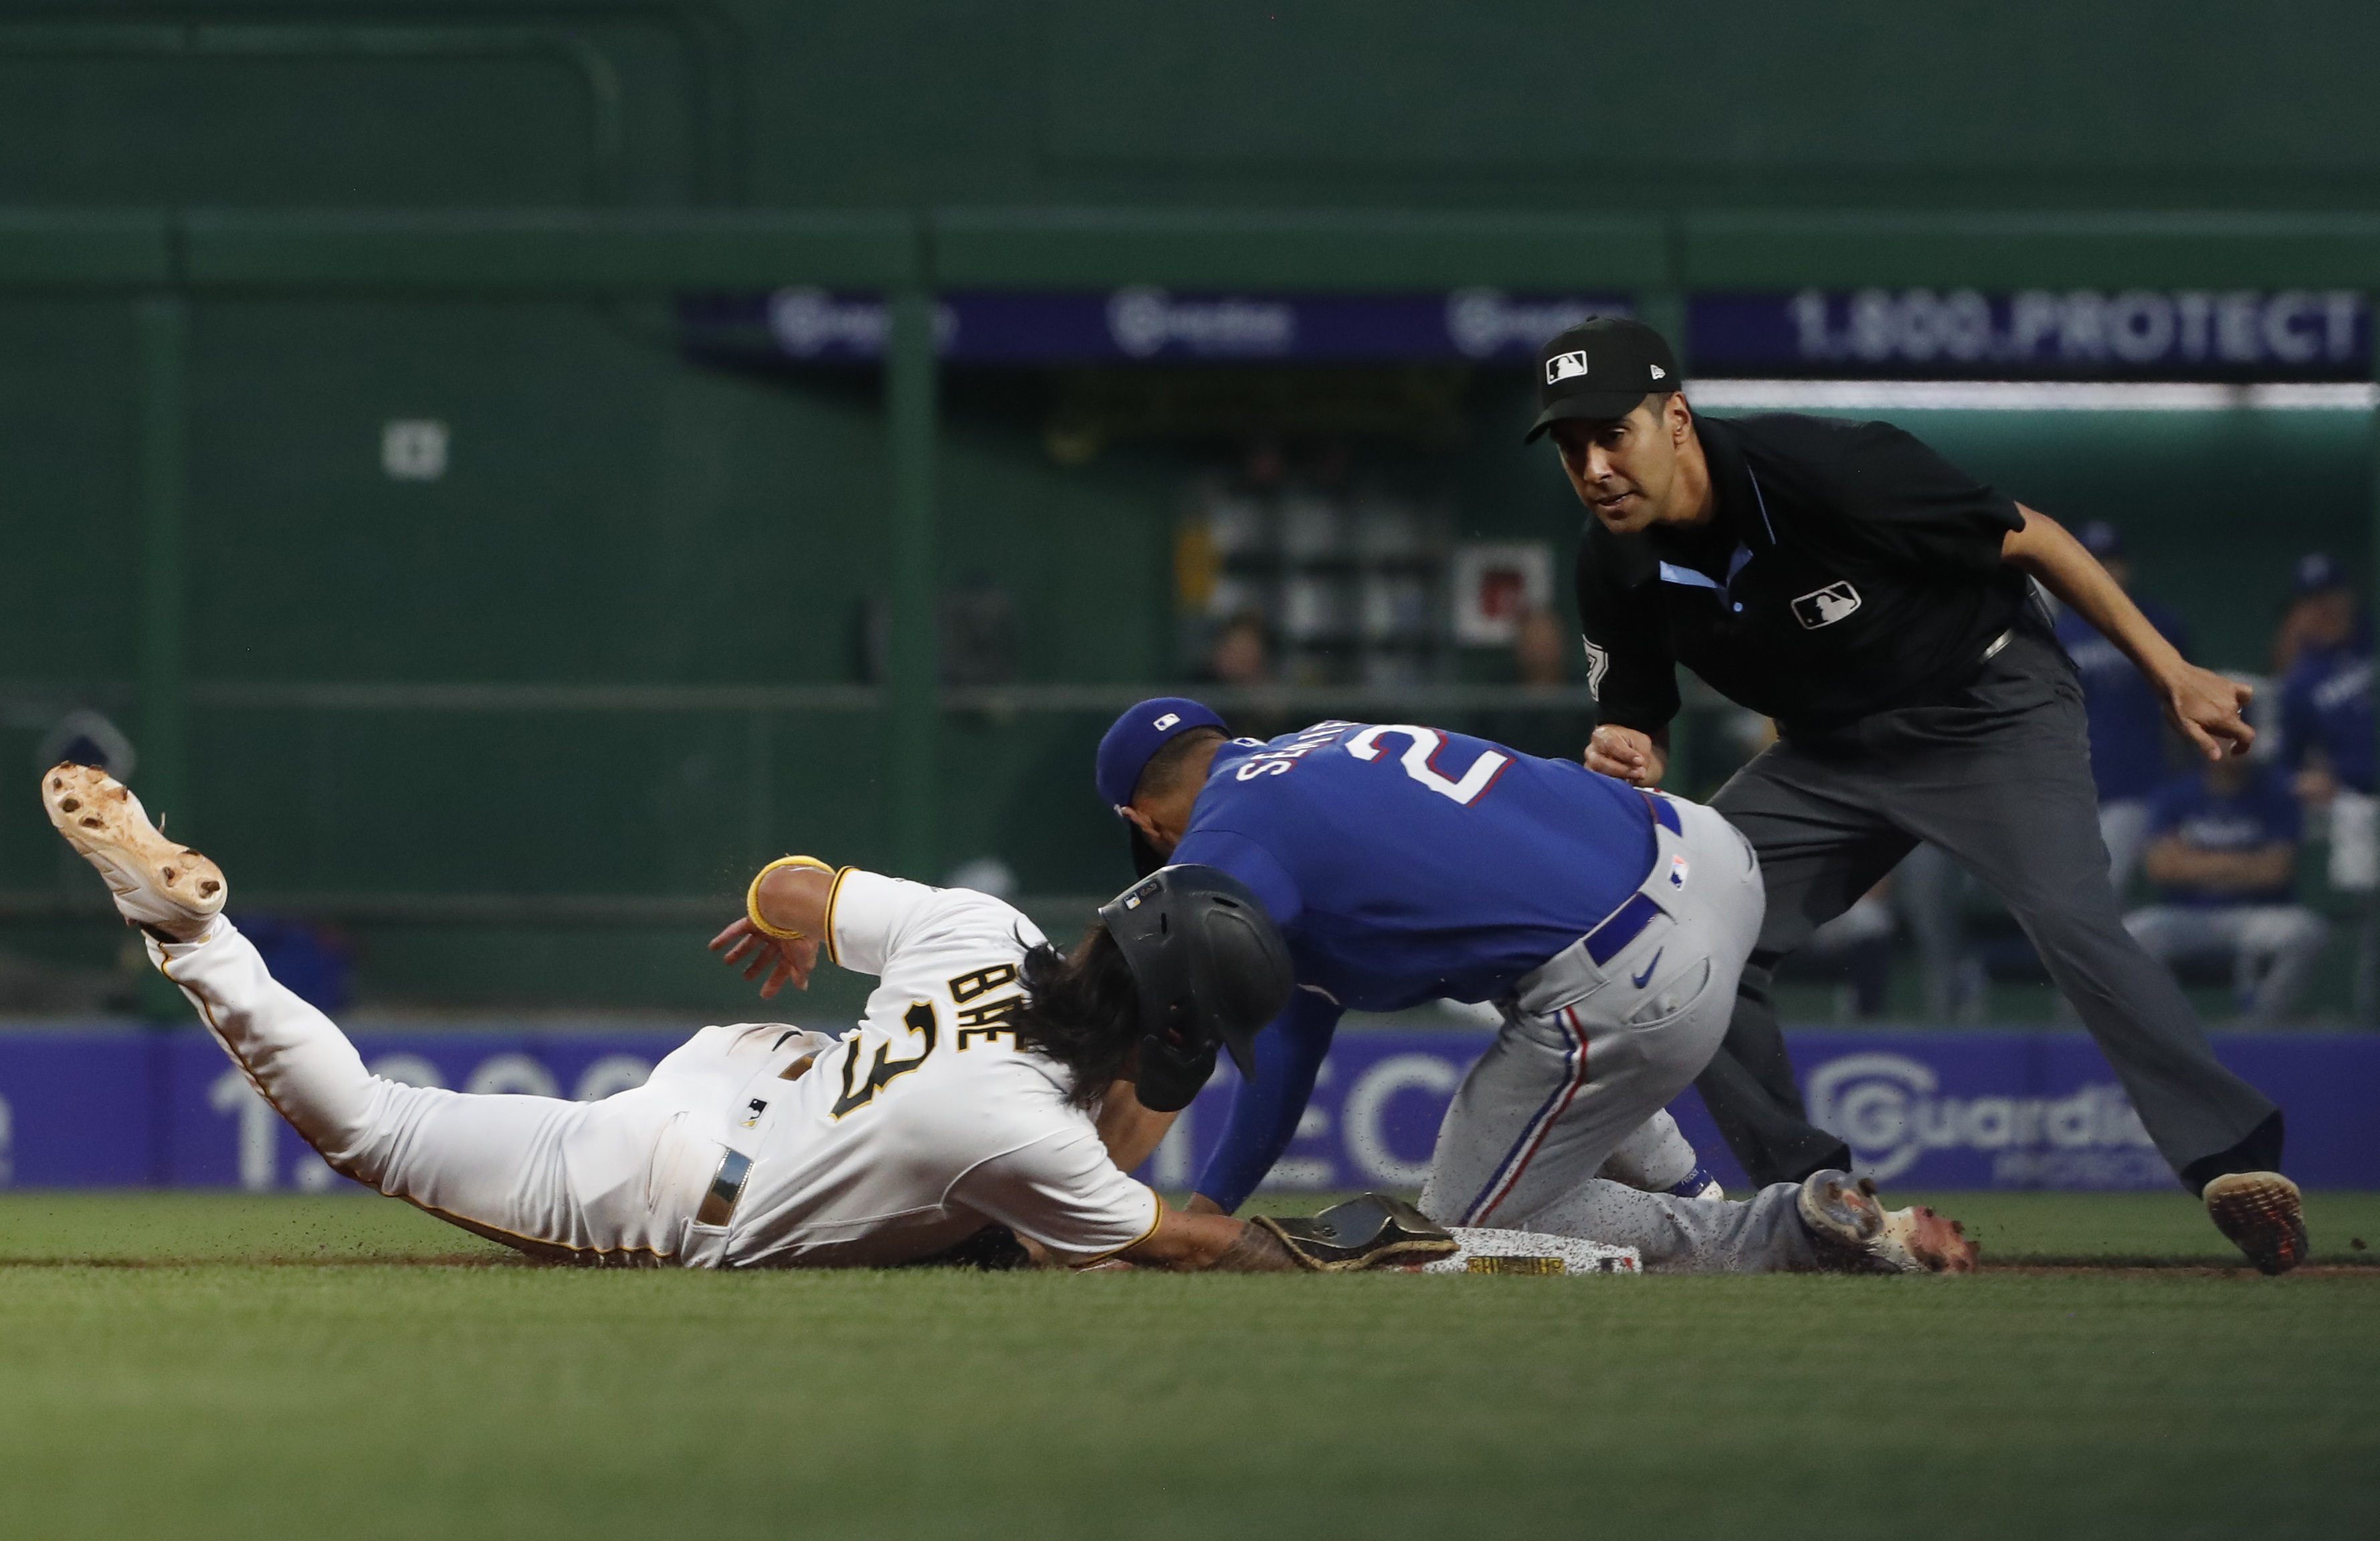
[2056, 597, 2189, 803]
[1171, 721, 1661, 1013]
[1171, 720, 1662, 1213]
[2279, 637, 2374, 795]
[2145, 765, 2302, 908]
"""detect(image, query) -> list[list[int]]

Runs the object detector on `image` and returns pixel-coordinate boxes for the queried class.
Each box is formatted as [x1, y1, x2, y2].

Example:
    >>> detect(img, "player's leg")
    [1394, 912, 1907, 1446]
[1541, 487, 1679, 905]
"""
[1596, 1108, 1722, 1199]
[151, 918, 713, 1263]
[44, 762, 714, 1265]
[1896, 843, 1971, 1020]
[1420, 798, 1763, 1227]
[2098, 797, 2153, 899]
[1510, 1170, 1976, 1274]
[2236, 905, 2328, 1025]
[1700, 741, 1915, 1184]
[2121, 903, 2204, 973]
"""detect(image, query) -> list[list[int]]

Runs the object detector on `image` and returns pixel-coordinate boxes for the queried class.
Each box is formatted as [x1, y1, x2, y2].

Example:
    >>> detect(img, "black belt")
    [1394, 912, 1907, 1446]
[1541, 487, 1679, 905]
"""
[1777, 623, 2032, 741]
[697, 1149, 752, 1227]
[1582, 791, 1682, 968]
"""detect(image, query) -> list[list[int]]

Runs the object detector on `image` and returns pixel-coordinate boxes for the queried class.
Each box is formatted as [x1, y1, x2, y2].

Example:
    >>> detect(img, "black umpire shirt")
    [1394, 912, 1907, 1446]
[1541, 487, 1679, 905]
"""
[1575, 412, 2030, 738]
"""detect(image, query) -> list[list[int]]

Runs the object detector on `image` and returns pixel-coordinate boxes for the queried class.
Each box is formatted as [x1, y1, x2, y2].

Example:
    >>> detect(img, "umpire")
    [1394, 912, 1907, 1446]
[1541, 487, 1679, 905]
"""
[1528, 316, 2306, 1273]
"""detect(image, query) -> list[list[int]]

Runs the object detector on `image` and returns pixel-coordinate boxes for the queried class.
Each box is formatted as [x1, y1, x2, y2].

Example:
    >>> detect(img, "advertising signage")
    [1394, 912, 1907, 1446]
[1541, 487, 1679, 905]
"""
[2, 1025, 2373, 1193]
[678, 287, 1631, 366]
[1692, 288, 2373, 381]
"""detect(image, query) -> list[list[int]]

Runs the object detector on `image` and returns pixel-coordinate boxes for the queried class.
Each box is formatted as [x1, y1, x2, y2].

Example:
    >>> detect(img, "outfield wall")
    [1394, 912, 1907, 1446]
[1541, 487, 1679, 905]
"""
[0, 1027, 2369, 1195]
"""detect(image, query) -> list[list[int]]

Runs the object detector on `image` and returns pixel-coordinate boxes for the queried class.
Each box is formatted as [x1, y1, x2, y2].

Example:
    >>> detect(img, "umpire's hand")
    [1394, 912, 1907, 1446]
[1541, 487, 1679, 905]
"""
[1587, 724, 1668, 787]
[2161, 663, 2257, 761]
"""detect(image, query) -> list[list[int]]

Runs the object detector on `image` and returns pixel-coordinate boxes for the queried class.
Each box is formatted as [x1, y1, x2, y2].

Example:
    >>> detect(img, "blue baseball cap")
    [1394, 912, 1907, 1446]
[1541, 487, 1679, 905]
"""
[2076, 520, 2124, 559]
[1096, 697, 1227, 811]
[2294, 552, 2349, 596]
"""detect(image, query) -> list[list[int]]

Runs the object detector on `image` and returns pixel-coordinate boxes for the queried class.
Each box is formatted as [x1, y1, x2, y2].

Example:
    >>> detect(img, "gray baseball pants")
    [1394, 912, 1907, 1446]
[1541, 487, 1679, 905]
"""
[1417, 794, 1835, 1271]
[1697, 626, 2282, 1189]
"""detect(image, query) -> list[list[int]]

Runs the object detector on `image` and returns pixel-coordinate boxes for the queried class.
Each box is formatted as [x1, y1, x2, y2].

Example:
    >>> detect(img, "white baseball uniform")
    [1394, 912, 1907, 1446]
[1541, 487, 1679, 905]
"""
[152, 869, 1159, 1269]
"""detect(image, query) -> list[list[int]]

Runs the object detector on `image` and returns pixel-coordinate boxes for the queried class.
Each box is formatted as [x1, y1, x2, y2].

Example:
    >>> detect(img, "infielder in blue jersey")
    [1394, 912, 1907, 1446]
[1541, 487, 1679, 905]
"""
[1095, 699, 1978, 1273]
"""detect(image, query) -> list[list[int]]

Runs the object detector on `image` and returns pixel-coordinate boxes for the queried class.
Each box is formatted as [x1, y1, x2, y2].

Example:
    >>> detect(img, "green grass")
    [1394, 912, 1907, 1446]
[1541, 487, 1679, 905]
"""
[2, 1193, 2376, 1540]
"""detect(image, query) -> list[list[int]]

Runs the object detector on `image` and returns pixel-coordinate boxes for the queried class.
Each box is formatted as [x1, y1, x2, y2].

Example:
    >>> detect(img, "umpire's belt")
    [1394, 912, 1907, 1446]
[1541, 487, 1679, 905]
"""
[697, 1148, 753, 1227]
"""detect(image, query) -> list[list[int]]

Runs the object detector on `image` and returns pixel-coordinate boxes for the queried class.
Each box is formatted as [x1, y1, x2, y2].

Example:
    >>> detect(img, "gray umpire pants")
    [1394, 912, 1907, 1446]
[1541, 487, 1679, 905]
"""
[1418, 795, 1834, 1271]
[1698, 626, 2281, 1191]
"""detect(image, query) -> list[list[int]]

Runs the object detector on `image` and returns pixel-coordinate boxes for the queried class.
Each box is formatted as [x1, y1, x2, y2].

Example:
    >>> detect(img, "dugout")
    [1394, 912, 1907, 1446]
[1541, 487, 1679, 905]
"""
[0, 210, 2375, 1021]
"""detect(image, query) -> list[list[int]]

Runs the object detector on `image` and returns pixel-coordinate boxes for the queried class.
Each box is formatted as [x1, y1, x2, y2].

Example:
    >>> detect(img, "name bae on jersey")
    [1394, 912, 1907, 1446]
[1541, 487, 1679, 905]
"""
[831, 962, 1023, 1120]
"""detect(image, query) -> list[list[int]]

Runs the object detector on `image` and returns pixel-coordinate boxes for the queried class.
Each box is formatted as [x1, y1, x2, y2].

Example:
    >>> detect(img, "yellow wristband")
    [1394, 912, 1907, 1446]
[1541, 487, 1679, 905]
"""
[747, 855, 834, 941]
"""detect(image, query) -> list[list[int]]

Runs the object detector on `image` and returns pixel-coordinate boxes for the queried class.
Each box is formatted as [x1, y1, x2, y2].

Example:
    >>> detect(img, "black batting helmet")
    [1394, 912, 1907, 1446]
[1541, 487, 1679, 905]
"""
[1096, 864, 1294, 1112]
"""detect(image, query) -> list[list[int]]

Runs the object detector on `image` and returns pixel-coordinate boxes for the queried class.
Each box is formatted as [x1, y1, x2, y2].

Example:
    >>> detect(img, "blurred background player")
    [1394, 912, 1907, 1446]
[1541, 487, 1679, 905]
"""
[2055, 521, 2194, 897]
[2274, 552, 2377, 1013]
[1472, 602, 1598, 762]
[1197, 609, 1274, 688]
[2126, 756, 2328, 1025]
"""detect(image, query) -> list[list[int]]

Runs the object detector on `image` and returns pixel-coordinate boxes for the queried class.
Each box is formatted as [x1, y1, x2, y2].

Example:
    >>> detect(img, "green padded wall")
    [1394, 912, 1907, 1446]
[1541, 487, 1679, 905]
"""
[0, 2, 2373, 1011]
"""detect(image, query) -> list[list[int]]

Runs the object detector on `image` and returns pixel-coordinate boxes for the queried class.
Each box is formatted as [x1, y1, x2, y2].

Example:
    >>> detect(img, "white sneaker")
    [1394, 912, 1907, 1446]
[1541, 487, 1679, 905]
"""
[42, 762, 225, 941]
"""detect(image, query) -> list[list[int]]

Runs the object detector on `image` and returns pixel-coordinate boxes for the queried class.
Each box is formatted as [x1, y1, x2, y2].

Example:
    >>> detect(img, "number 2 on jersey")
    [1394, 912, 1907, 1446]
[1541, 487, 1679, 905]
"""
[1344, 724, 1509, 805]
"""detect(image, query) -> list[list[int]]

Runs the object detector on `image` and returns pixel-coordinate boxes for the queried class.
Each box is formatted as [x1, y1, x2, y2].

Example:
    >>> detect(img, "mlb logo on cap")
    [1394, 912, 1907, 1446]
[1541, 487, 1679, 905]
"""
[1524, 317, 1680, 443]
[1096, 696, 1228, 811]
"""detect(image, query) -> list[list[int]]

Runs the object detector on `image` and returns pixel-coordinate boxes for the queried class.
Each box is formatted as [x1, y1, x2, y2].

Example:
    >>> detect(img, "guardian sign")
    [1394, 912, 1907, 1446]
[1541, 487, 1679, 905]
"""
[0, 1025, 2369, 1191]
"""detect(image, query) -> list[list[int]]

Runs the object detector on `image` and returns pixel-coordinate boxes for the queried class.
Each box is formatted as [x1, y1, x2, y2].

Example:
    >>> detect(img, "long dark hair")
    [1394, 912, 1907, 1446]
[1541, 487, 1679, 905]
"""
[1007, 922, 1140, 1109]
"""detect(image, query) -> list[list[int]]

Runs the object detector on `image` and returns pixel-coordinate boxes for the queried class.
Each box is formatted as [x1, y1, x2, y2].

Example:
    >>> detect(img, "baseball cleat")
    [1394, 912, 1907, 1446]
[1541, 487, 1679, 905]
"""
[1797, 1170, 1979, 1274]
[41, 762, 225, 941]
[2203, 1171, 2308, 1275]
[1870, 1200, 1980, 1274]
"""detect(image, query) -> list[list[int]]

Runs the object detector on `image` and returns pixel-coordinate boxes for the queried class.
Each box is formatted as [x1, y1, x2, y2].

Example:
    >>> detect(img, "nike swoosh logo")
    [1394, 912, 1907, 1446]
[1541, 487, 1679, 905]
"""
[1631, 950, 1662, 989]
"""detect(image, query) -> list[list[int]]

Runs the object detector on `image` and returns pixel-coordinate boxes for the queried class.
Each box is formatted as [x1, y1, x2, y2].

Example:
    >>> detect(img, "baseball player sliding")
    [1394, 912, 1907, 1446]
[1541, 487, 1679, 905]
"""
[1097, 701, 1979, 1274]
[43, 760, 1631, 1277]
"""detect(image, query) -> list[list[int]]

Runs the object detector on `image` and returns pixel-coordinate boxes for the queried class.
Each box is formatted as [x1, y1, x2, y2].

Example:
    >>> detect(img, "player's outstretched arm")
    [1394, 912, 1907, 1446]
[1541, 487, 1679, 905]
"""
[1122, 1207, 1300, 1272]
[2003, 505, 2253, 760]
[1120, 1195, 1460, 1273]
[1095, 1089, 1179, 1171]
[708, 857, 832, 999]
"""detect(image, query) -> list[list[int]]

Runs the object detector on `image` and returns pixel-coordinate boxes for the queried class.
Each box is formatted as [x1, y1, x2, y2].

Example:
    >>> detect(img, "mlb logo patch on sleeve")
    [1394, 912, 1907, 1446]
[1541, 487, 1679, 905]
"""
[1790, 581, 1862, 629]
[1546, 350, 1589, 384]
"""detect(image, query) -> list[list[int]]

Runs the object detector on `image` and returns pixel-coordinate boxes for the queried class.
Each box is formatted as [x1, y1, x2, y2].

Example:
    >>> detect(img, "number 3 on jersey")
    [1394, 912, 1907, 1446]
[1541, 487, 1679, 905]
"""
[831, 1001, 936, 1118]
[1344, 724, 1509, 805]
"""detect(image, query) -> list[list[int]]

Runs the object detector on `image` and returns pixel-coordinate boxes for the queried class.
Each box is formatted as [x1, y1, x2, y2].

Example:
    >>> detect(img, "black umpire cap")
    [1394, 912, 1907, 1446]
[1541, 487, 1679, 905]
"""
[1524, 316, 1679, 442]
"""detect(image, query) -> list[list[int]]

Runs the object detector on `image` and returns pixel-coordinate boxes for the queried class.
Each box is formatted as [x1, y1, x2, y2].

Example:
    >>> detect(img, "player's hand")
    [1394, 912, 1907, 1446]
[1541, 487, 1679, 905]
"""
[2160, 663, 2256, 761]
[1585, 724, 1667, 786]
[708, 916, 819, 999]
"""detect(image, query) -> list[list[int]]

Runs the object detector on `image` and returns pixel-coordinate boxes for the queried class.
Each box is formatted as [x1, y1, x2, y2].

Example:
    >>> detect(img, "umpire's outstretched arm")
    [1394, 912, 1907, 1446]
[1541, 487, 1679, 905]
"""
[2000, 505, 2253, 761]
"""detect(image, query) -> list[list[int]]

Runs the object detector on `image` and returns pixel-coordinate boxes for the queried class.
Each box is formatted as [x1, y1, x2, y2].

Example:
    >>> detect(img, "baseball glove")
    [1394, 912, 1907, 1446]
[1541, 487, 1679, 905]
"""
[1250, 1193, 1460, 1271]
